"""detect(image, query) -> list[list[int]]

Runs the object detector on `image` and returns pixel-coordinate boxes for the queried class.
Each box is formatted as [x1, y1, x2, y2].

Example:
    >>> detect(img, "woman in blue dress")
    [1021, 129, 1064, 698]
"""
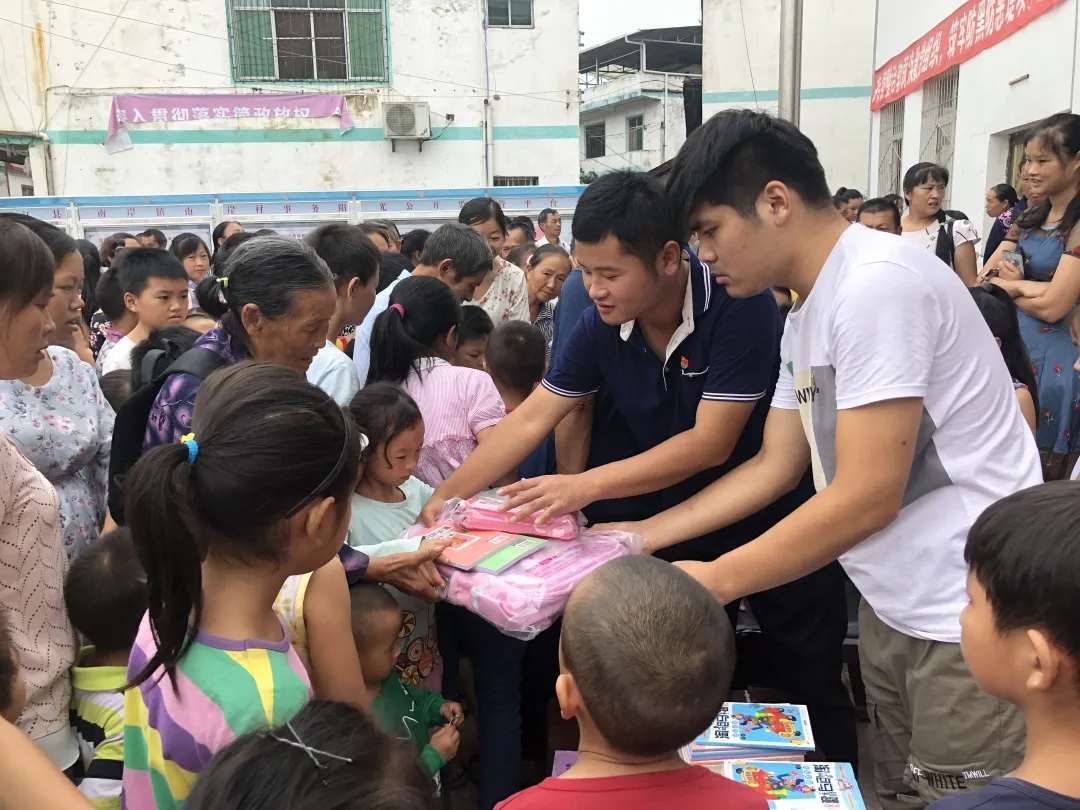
[987, 113, 1080, 479]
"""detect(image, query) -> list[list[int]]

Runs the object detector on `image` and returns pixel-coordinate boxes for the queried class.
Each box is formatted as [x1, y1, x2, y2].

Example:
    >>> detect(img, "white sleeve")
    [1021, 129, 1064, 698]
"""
[354, 297, 386, 388]
[771, 348, 798, 411]
[831, 264, 938, 410]
[952, 219, 980, 248]
[309, 349, 360, 406]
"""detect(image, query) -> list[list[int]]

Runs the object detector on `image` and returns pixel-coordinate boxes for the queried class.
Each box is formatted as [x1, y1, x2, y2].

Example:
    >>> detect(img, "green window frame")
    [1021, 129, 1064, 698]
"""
[228, 0, 388, 83]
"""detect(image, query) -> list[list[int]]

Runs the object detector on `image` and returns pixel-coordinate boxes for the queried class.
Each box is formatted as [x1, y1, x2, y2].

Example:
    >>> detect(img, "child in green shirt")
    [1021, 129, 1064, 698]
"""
[349, 583, 462, 779]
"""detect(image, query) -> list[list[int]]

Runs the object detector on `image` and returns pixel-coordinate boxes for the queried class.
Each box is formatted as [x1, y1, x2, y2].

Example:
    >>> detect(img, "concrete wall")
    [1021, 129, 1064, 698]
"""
[0, 163, 34, 197]
[701, 0, 876, 192]
[0, 0, 579, 195]
[579, 73, 687, 174]
[868, 0, 1080, 240]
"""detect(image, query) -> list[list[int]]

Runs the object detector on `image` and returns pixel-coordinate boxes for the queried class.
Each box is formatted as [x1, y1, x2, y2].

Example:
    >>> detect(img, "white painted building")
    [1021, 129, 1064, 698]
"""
[0, 0, 579, 195]
[868, 0, 1079, 237]
[701, 0, 876, 193]
[578, 27, 701, 176]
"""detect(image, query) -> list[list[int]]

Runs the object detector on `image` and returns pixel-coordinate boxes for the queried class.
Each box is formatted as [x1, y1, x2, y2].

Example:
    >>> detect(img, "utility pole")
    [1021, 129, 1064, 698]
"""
[778, 0, 804, 126]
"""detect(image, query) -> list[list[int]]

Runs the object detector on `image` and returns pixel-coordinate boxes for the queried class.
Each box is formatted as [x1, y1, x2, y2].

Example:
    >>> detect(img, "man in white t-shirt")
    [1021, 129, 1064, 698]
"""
[630, 110, 1041, 809]
[537, 208, 572, 252]
[353, 223, 494, 386]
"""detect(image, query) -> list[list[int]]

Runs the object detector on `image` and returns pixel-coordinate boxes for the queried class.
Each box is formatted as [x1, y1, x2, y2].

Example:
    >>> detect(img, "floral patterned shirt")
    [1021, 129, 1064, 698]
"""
[89, 310, 111, 357]
[533, 300, 556, 352]
[143, 326, 251, 451]
[471, 258, 530, 324]
[0, 348, 114, 558]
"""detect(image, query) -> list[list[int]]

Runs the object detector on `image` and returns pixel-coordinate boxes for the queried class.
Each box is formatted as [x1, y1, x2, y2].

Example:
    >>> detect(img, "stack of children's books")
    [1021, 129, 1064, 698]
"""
[721, 761, 865, 810]
[680, 703, 815, 767]
[419, 523, 549, 574]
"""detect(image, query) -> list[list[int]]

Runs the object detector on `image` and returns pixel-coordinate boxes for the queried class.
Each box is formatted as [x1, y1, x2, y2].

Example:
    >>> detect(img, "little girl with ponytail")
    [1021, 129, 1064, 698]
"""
[367, 275, 507, 488]
[122, 361, 362, 810]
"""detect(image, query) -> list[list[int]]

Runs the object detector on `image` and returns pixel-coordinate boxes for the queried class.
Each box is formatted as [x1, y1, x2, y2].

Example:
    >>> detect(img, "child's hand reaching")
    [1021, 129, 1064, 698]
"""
[430, 723, 460, 762]
[440, 701, 464, 726]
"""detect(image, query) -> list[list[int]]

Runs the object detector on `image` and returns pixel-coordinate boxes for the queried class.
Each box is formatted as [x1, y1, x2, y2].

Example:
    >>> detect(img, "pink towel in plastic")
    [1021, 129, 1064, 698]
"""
[449, 495, 582, 541]
[437, 527, 643, 640]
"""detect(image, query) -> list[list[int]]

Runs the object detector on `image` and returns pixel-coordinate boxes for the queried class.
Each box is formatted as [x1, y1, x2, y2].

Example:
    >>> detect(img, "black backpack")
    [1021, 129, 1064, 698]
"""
[107, 348, 226, 524]
[934, 209, 969, 269]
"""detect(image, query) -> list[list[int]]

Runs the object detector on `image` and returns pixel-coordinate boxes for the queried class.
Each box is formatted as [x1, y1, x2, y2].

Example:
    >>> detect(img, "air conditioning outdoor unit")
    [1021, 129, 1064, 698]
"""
[383, 102, 431, 150]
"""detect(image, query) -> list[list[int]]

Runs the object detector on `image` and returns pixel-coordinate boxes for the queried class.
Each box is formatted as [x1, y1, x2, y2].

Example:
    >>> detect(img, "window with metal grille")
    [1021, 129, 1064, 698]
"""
[493, 176, 539, 187]
[627, 115, 644, 152]
[228, 0, 388, 83]
[877, 99, 904, 198]
[585, 123, 606, 159]
[488, 0, 533, 27]
[920, 67, 959, 202]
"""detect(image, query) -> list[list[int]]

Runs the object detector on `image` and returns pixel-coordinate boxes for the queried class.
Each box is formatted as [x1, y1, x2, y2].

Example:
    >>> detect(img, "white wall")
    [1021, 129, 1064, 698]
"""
[0, 163, 33, 197]
[0, 0, 579, 194]
[579, 73, 686, 174]
[701, 0, 876, 192]
[869, 0, 1079, 237]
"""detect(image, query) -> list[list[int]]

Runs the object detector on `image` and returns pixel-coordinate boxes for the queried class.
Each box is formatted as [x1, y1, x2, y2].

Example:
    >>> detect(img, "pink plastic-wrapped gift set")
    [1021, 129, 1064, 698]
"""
[405, 498, 643, 640]
[447, 495, 583, 541]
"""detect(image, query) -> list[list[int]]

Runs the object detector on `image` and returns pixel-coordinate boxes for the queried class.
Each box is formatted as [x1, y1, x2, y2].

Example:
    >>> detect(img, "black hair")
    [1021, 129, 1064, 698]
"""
[195, 236, 334, 346]
[99, 369, 133, 412]
[169, 232, 209, 265]
[970, 284, 1039, 414]
[538, 208, 557, 225]
[506, 244, 533, 269]
[0, 213, 78, 268]
[400, 229, 430, 262]
[211, 230, 259, 271]
[367, 275, 461, 386]
[832, 187, 864, 208]
[486, 321, 546, 398]
[304, 224, 381, 289]
[139, 228, 168, 248]
[376, 251, 412, 293]
[666, 109, 832, 237]
[457, 304, 493, 344]
[1018, 113, 1080, 236]
[126, 362, 361, 690]
[458, 197, 507, 234]
[966, 480, 1080, 684]
[902, 162, 950, 207]
[185, 700, 436, 810]
[357, 221, 395, 248]
[114, 247, 188, 299]
[100, 232, 138, 267]
[508, 215, 536, 241]
[561, 555, 735, 756]
[991, 183, 1019, 208]
[528, 243, 572, 271]
[882, 193, 904, 210]
[572, 170, 678, 269]
[94, 270, 127, 321]
[129, 325, 202, 389]
[211, 221, 241, 254]
[371, 219, 401, 243]
[348, 382, 423, 472]
[417, 223, 493, 281]
[0, 609, 18, 718]
[77, 239, 103, 324]
[64, 527, 146, 653]
[348, 584, 402, 649]
[856, 197, 902, 231]
[0, 219, 55, 311]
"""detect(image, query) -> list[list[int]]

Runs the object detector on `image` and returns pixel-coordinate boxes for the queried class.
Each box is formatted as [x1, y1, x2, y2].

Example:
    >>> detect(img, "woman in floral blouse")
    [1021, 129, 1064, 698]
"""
[459, 198, 530, 324]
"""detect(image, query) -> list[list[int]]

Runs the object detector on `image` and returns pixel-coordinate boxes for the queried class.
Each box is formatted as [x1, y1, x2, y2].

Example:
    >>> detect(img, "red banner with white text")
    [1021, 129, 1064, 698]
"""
[870, 0, 1067, 111]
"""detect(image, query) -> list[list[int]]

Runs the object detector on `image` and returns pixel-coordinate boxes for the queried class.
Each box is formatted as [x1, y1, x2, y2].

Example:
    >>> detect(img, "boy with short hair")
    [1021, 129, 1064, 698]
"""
[100, 248, 190, 375]
[349, 584, 463, 781]
[64, 528, 147, 810]
[487, 320, 554, 480]
[304, 223, 382, 405]
[92, 270, 139, 376]
[497, 555, 766, 810]
[925, 481, 1080, 810]
[455, 305, 494, 371]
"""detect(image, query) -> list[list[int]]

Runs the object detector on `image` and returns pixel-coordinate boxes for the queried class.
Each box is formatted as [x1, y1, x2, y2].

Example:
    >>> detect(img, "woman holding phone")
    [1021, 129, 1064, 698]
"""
[984, 113, 1080, 479]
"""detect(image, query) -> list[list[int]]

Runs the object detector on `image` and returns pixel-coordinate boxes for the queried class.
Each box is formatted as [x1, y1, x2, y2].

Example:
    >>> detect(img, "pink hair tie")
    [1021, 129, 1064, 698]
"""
[389, 303, 405, 318]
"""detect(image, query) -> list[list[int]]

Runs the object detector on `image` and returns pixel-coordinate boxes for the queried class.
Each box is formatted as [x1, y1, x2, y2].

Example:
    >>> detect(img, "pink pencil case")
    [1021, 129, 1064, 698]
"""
[449, 495, 582, 541]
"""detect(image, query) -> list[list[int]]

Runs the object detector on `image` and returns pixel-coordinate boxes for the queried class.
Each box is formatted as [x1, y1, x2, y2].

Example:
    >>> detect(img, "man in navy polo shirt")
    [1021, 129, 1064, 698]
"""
[421, 170, 857, 766]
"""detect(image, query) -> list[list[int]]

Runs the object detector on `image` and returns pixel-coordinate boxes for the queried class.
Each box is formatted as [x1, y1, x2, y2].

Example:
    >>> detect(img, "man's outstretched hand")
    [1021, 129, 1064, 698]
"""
[364, 542, 446, 601]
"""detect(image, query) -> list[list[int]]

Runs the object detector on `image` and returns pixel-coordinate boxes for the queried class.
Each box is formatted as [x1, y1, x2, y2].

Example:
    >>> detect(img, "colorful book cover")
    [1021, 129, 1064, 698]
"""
[474, 537, 547, 574]
[421, 523, 531, 571]
[721, 761, 864, 810]
[696, 703, 814, 751]
[552, 750, 577, 777]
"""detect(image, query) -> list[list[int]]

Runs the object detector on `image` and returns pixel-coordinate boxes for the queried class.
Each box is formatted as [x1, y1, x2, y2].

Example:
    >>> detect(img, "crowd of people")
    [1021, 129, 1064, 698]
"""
[0, 106, 1078, 810]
